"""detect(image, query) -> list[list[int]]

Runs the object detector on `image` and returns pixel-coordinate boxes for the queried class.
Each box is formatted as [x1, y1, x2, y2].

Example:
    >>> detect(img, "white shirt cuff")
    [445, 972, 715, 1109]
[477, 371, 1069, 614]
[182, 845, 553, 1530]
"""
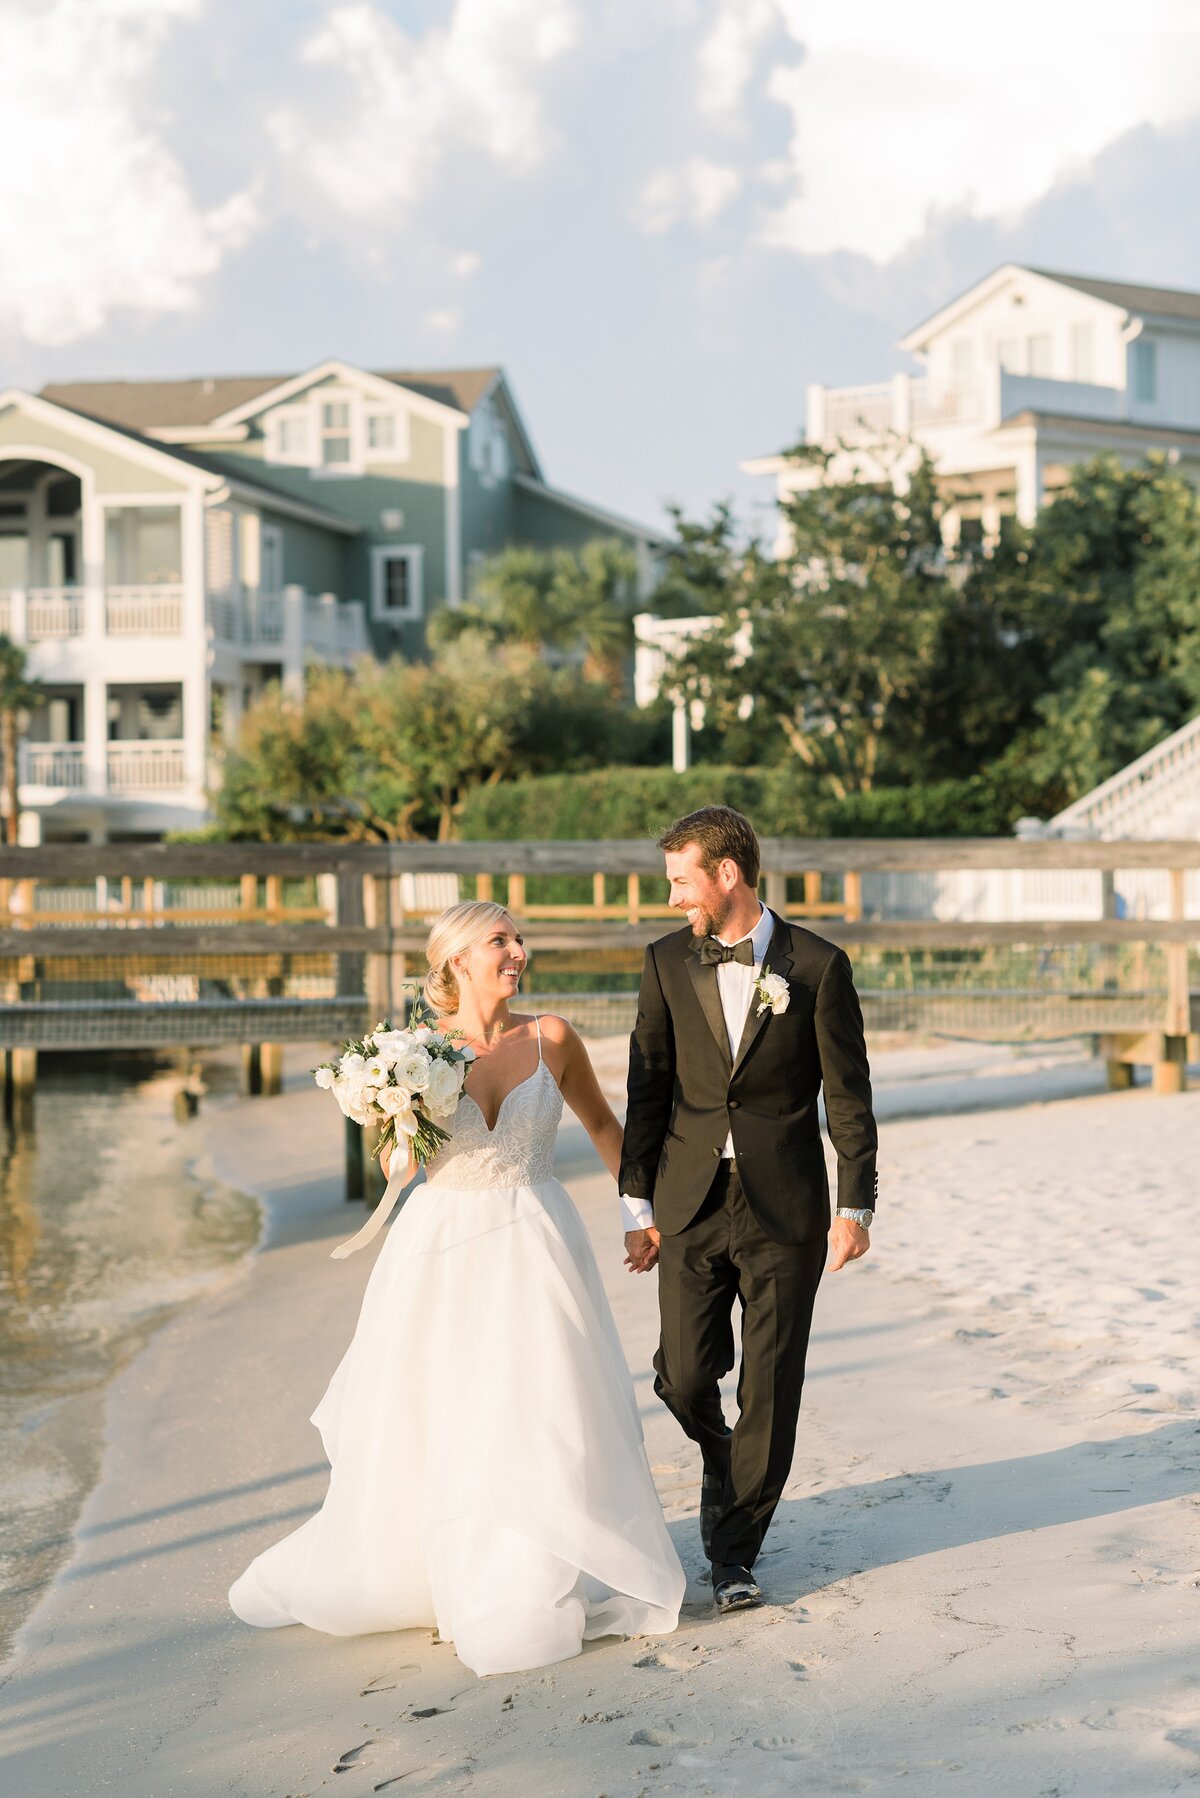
[619, 1192, 655, 1233]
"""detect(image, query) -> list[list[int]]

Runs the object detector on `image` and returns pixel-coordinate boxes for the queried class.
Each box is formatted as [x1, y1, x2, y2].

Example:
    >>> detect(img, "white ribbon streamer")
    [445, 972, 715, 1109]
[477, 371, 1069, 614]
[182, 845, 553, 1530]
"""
[331, 1150, 412, 1260]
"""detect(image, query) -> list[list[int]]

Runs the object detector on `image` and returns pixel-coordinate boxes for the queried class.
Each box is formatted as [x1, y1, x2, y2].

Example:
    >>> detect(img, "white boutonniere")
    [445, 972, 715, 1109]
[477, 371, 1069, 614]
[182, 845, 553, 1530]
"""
[754, 971, 790, 1016]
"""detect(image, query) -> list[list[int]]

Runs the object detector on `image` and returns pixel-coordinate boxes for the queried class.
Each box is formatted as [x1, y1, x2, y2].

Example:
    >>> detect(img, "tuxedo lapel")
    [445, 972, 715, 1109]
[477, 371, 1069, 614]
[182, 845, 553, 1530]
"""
[732, 914, 793, 1075]
[685, 943, 733, 1070]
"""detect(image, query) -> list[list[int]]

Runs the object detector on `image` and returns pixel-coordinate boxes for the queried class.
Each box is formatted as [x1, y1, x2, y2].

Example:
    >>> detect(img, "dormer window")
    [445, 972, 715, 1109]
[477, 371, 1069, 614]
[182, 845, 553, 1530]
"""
[366, 412, 395, 452]
[320, 400, 353, 467]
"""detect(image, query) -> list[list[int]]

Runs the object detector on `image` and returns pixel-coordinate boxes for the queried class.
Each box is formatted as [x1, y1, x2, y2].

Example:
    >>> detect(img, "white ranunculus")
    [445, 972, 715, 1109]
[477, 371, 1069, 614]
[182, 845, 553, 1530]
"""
[314, 1065, 337, 1090]
[423, 1058, 465, 1118]
[393, 1048, 432, 1092]
[755, 971, 791, 1017]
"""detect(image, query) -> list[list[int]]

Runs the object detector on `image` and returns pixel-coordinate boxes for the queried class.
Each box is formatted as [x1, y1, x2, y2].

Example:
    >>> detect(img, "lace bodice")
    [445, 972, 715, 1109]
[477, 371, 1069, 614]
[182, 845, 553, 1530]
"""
[425, 1059, 563, 1190]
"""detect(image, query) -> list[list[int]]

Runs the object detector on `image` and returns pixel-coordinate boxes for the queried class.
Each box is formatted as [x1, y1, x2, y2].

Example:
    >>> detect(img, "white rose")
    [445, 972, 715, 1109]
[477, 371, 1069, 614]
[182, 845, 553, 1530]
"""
[756, 972, 790, 1016]
[393, 1048, 432, 1092]
[412, 1024, 434, 1042]
[340, 1051, 365, 1077]
[332, 1078, 354, 1116]
[372, 1030, 412, 1059]
[378, 1085, 416, 1119]
[314, 1065, 337, 1090]
[423, 1058, 464, 1118]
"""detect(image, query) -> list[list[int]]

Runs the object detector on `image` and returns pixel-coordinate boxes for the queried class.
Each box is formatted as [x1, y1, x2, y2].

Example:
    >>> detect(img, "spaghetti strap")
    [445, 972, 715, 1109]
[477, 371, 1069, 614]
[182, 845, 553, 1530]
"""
[533, 1013, 543, 1062]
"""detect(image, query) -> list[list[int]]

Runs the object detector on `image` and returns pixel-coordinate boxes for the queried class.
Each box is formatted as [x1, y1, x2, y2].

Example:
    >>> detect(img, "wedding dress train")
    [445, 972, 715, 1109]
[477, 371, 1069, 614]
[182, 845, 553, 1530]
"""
[228, 1021, 684, 1676]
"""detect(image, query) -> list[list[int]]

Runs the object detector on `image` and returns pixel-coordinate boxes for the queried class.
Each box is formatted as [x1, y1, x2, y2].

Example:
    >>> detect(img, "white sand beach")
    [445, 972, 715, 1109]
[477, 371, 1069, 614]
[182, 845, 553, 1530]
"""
[1, 1038, 1197, 1798]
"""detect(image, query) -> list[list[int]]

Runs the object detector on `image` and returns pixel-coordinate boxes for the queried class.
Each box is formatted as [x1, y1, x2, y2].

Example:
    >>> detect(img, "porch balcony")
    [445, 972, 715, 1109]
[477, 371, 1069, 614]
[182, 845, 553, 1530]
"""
[0, 584, 185, 639]
[807, 367, 1127, 446]
[206, 584, 370, 663]
[19, 739, 188, 795]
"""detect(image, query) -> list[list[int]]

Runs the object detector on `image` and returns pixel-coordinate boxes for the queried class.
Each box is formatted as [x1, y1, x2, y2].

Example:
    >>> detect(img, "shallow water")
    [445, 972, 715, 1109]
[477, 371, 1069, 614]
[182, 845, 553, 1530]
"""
[0, 1054, 260, 1662]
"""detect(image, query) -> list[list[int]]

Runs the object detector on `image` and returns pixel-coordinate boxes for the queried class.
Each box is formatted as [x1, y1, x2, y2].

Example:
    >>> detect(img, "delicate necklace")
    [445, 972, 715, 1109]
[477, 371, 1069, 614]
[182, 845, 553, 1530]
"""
[463, 1021, 506, 1051]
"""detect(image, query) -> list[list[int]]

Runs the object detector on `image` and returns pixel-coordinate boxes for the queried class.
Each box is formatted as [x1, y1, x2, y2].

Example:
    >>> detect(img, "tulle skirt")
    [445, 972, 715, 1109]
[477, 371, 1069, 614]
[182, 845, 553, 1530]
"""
[228, 1177, 685, 1676]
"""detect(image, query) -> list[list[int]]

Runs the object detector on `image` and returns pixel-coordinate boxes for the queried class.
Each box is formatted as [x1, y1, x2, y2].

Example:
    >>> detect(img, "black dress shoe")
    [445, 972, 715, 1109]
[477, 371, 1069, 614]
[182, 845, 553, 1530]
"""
[712, 1563, 763, 1612]
[699, 1474, 724, 1560]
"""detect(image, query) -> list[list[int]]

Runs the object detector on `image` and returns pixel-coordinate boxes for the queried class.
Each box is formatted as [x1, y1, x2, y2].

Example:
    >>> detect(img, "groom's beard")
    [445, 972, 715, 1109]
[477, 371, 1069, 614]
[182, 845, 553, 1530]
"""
[688, 891, 734, 941]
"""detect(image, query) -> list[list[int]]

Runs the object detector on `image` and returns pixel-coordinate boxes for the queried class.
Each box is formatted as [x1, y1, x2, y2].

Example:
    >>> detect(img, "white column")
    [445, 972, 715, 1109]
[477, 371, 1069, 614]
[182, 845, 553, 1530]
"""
[1014, 445, 1041, 525]
[83, 672, 108, 796]
[805, 384, 827, 444]
[891, 372, 912, 436]
[671, 699, 690, 773]
[282, 585, 305, 697]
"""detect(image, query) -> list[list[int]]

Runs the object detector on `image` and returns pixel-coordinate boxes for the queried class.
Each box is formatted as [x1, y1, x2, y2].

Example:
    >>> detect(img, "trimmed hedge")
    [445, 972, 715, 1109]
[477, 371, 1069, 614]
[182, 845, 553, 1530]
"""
[457, 766, 1025, 842]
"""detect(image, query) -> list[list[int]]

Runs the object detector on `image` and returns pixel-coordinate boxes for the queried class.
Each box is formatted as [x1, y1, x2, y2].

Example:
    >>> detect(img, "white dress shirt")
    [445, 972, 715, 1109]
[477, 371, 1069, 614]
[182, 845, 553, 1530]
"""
[620, 904, 775, 1235]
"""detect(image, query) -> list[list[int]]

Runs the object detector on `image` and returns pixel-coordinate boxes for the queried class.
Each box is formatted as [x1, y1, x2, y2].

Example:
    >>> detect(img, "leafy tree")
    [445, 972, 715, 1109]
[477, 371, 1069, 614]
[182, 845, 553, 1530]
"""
[431, 538, 641, 696]
[668, 451, 955, 797]
[647, 502, 745, 618]
[0, 637, 42, 846]
[212, 641, 660, 842]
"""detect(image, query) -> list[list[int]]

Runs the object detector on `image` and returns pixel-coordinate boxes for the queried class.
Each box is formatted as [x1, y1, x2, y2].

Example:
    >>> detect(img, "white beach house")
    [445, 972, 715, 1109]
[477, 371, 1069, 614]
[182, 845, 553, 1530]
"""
[745, 265, 1200, 553]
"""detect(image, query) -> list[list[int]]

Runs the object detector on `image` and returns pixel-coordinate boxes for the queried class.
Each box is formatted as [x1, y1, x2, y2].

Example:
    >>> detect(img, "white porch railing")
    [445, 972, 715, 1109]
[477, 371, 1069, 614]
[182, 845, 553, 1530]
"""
[26, 588, 88, 638]
[105, 585, 184, 635]
[207, 587, 369, 661]
[106, 740, 187, 791]
[821, 383, 897, 440]
[0, 585, 185, 639]
[19, 743, 87, 788]
[1049, 711, 1200, 839]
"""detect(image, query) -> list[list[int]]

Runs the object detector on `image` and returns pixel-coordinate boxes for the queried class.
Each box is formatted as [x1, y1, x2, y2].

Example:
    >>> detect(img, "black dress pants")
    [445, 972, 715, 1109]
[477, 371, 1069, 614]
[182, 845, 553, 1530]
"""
[653, 1161, 826, 1569]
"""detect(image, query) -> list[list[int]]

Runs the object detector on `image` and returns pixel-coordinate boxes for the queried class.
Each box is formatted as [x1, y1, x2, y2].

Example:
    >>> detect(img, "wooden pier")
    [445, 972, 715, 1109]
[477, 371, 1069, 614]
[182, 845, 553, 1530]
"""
[1, 837, 1196, 1137]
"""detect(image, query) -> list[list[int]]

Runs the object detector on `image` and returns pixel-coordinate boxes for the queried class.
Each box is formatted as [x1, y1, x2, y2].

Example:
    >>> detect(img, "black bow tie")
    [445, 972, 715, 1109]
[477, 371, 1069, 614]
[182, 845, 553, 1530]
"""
[698, 936, 756, 967]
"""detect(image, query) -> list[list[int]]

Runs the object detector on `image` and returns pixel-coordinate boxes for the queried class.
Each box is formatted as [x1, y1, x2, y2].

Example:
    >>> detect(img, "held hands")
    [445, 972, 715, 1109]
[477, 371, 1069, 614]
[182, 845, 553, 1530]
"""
[827, 1215, 870, 1273]
[624, 1227, 661, 1274]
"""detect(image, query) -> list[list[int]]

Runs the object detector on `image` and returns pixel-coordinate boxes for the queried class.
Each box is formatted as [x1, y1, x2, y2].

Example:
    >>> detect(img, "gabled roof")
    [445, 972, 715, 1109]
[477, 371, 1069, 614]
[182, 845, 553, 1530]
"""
[10, 390, 360, 533]
[40, 364, 504, 435]
[901, 263, 1200, 354]
[1024, 269, 1200, 324]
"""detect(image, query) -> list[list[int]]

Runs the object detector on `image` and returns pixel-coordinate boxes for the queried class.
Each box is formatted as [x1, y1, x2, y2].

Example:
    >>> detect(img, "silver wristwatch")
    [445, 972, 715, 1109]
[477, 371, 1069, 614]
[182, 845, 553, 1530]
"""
[836, 1207, 874, 1229]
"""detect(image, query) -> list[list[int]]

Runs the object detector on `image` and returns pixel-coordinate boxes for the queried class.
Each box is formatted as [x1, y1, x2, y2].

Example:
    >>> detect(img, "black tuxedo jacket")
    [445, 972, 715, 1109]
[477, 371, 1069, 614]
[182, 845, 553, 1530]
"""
[619, 912, 878, 1245]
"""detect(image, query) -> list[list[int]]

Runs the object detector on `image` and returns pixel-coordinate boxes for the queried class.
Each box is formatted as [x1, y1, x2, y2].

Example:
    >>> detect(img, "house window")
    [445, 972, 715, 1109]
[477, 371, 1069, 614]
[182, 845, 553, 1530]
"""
[1133, 338, 1157, 402]
[370, 546, 423, 621]
[276, 412, 308, 460]
[367, 412, 395, 452]
[1027, 333, 1053, 377]
[320, 400, 353, 466]
[1071, 322, 1094, 382]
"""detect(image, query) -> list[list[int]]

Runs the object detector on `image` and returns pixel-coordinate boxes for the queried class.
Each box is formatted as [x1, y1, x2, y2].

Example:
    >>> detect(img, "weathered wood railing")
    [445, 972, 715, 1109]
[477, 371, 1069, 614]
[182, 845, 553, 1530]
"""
[0, 839, 1197, 1099]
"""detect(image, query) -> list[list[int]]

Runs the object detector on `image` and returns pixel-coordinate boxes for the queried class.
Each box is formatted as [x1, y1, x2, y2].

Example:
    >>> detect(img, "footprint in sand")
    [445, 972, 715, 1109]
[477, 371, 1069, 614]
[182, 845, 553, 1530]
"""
[753, 1734, 804, 1760]
[360, 1665, 420, 1696]
[634, 1644, 708, 1671]
[373, 1760, 473, 1791]
[334, 1736, 398, 1773]
[629, 1724, 702, 1749]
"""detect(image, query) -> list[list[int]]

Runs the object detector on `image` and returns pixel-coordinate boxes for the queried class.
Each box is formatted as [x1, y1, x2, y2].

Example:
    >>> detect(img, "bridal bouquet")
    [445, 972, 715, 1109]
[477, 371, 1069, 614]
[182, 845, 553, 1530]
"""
[314, 1011, 475, 1168]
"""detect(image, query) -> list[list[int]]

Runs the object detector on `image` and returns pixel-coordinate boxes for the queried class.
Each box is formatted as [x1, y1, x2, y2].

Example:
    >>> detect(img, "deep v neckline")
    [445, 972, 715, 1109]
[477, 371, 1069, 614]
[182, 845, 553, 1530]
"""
[459, 1060, 551, 1136]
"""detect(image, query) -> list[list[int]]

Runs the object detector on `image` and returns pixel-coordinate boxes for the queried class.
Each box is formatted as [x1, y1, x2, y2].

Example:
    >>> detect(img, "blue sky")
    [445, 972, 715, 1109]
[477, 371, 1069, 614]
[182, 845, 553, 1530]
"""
[3, 0, 1200, 538]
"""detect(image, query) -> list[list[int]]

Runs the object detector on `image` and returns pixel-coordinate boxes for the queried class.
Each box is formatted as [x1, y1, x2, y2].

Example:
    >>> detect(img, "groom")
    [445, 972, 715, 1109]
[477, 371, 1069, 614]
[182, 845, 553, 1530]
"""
[619, 806, 878, 1612]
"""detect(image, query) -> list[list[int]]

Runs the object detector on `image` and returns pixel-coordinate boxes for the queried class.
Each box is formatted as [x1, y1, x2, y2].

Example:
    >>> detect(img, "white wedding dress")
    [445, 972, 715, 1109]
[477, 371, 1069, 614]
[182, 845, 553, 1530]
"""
[228, 1020, 684, 1676]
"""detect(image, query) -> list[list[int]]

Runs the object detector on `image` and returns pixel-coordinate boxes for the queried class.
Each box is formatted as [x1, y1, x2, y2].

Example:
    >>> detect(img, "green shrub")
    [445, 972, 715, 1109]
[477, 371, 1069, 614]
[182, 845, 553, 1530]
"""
[457, 767, 1028, 843]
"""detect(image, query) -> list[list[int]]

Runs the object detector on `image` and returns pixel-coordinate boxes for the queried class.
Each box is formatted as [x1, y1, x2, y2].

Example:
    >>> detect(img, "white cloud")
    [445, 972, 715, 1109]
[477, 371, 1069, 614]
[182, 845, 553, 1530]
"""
[424, 306, 462, 334]
[0, 0, 257, 347]
[635, 157, 741, 233]
[453, 250, 483, 279]
[697, 0, 783, 118]
[762, 0, 1200, 260]
[272, 0, 578, 221]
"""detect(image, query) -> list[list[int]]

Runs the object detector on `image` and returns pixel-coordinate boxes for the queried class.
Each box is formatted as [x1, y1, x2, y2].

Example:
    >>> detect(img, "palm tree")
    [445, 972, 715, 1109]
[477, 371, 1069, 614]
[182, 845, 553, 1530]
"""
[554, 538, 639, 696]
[0, 636, 43, 846]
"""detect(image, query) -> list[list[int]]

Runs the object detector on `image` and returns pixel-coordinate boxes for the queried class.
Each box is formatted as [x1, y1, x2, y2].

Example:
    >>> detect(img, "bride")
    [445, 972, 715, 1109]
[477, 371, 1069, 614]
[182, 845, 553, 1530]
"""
[229, 900, 684, 1676]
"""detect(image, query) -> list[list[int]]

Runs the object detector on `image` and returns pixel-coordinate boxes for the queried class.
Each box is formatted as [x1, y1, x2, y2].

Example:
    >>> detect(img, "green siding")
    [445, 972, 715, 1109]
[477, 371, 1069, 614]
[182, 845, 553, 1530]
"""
[511, 481, 641, 555]
[0, 405, 192, 495]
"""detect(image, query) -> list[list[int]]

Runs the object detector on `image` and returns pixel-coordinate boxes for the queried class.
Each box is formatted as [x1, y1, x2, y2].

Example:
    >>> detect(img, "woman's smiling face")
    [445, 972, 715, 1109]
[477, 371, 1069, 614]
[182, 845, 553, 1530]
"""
[456, 914, 527, 1001]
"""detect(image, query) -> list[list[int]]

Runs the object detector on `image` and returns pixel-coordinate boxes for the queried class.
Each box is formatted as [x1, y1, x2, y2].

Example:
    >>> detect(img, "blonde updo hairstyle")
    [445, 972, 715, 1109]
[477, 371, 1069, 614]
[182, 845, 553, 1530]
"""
[423, 900, 518, 1017]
